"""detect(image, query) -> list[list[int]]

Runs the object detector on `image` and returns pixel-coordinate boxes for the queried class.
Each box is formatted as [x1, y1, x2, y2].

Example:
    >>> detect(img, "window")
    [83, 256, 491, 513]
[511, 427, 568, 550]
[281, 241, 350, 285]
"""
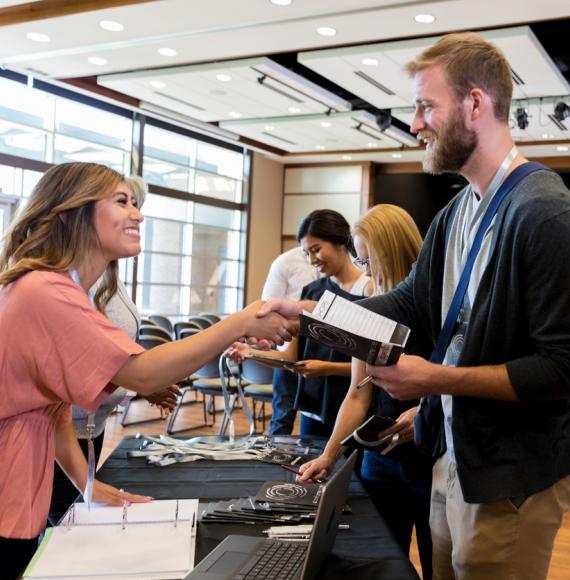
[0, 76, 132, 171]
[0, 72, 249, 317]
[135, 192, 246, 316]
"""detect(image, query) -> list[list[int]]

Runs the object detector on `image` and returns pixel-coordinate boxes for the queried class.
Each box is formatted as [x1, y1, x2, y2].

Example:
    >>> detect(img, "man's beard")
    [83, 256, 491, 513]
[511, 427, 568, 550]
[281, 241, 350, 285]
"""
[421, 107, 477, 174]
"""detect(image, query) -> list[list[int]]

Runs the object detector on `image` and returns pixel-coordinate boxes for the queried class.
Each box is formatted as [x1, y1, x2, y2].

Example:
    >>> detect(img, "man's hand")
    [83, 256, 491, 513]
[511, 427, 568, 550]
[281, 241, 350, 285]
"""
[240, 300, 296, 346]
[376, 406, 418, 445]
[256, 298, 315, 320]
[297, 454, 336, 483]
[143, 385, 181, 414]
[367, 355, 518, 402]
[366, 354, 437, 400]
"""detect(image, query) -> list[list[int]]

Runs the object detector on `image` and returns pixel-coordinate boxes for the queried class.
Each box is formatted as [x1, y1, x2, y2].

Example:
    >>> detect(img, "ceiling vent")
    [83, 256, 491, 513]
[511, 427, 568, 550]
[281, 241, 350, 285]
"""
[261, 131, 296, 145]
[547, 113, 568, 131]
[353, 70, 395, 95]
[154, 91, 206, 111]
[511, 68, 525, 86]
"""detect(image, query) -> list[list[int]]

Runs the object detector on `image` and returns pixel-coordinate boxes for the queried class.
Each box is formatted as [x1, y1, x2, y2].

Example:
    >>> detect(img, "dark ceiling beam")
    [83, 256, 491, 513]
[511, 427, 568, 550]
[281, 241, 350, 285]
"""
[63, 76, 140, 108]
[0, 0, 159, 27]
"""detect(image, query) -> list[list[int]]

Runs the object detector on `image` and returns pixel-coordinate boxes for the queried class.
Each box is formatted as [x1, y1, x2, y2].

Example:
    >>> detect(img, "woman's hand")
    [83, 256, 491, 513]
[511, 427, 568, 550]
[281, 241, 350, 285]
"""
[224, 341, 253, 362]
[377, 406, 418, 445]
[91, 480, 153, 506]
[294, 360, 328, 378]
[296, 454, 336, 483]
[143, 385, 180, 414]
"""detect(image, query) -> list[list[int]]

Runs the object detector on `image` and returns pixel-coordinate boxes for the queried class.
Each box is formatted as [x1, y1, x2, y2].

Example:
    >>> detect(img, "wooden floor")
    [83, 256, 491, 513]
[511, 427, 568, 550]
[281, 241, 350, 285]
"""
[101, 397, 570, 580]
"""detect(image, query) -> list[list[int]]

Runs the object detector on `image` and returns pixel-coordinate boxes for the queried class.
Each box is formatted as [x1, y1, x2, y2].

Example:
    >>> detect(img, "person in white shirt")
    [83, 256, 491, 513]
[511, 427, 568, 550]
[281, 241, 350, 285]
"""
[262, 246, 317, 434]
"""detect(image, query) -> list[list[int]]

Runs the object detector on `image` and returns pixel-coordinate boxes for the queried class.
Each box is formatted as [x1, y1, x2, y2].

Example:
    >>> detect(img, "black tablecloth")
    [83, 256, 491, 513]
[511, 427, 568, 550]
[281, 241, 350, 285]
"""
[97, 437, 419, 580]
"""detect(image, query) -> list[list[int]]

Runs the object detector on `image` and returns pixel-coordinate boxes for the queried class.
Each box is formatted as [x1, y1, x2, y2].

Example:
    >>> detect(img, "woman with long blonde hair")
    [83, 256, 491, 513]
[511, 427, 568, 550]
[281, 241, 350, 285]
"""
[299, 204, 434, 580]
[0, 162, 292, 579]
[352, 203, 423, 294]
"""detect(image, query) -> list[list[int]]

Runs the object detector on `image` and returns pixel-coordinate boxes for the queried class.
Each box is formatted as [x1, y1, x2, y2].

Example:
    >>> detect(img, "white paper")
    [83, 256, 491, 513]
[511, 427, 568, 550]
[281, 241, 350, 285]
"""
[73, 499, 195, 525]
[305, 290, 404, 344]
[26, 499, 198, 579]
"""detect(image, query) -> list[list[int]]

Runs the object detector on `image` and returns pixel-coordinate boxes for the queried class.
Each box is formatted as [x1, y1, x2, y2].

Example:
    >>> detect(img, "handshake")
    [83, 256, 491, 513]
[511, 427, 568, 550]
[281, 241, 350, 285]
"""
[235, 298, 315, 351]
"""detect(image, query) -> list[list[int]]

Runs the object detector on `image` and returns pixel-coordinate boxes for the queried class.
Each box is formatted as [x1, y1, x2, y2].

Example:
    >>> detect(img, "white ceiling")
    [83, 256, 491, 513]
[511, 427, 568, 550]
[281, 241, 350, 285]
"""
[300, 27, 570, 109]
[99, 57, 350, 122]
[0, 0, 568, 162]
[219, 110, 405, 153]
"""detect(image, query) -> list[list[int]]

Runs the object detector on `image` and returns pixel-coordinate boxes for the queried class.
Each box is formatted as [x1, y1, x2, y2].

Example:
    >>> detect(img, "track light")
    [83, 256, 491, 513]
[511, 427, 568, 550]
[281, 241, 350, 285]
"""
[374, 109, 419, 147]
[515, 107, 529, 130]
[375, 110, 391, 131]
[553, 102, 570, 122]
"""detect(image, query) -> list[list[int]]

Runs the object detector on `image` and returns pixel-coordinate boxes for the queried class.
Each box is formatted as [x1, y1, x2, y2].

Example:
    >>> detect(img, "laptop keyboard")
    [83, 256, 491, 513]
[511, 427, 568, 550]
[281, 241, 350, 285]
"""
[236, 540, 307, 580]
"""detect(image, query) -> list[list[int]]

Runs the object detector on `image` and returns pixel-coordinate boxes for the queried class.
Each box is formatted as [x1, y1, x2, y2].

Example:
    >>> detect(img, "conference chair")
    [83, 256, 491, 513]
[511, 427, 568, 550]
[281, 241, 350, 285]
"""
[192, 353, 241, 432]
[149, 314, 173, 335]
[139, 324, 172, 341]
[120, 335, 169, 427]
[199, 312, 222, 324]
[240, 358, 274, 433]
[179, 328, 202, 340]
[173, 320, 202, 339]
[188, 315, 213, 330]
[166, 328, 207, 435]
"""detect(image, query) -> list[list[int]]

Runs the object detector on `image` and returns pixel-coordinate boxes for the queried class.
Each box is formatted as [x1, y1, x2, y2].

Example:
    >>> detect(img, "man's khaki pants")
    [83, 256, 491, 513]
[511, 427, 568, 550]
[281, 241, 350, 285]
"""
[430, 452, 570, 580]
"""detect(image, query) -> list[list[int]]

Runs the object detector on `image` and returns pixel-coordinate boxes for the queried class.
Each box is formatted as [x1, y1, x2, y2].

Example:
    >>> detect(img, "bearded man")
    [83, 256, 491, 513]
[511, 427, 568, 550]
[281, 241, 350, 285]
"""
[261, 32, 570, 580]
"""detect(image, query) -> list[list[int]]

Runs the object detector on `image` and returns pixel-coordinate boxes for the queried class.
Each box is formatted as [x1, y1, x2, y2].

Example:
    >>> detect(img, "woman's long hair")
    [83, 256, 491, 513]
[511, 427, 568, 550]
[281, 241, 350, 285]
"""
[353, 204, 423, 294]
[0, 162, 124, 311]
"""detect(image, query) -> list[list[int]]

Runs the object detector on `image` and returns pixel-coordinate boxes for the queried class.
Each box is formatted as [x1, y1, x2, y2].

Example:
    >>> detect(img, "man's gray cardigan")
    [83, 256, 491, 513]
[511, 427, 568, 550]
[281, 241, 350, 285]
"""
[360, 169, 570, 503]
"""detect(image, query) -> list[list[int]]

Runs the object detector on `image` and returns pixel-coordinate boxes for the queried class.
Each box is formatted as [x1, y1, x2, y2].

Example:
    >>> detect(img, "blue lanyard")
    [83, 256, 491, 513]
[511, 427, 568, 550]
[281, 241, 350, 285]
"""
[430, 161, 547, 364]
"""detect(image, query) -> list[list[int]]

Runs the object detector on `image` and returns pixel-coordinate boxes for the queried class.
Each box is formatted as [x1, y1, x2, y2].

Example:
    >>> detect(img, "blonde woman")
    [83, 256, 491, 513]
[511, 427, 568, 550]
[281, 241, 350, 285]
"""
[0, 162, 292, 579]
[299, 204, 433, 580]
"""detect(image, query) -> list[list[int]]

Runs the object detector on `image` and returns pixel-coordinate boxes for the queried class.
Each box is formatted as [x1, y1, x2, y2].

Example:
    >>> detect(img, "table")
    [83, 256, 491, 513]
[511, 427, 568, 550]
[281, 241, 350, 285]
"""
[97, 436, 420, 580]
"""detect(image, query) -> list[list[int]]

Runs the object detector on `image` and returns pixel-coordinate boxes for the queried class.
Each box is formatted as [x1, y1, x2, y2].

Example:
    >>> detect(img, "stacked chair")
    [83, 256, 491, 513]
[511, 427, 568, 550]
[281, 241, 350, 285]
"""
[121, 318, 172, 427]
[240, 358, 274, 433]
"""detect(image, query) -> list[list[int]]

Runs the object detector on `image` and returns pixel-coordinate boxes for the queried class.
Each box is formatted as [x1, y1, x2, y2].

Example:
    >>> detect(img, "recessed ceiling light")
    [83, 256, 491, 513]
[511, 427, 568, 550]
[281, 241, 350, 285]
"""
[270, 0, 292, 5]
[320, 121, 332, 127]
[99, 20, 124, 32]
[342, 155, 353, 160]
[26, 32, 50, 43]
[264, 125, 275, 131]
[317, 27, 337, 37]
[216, 73, 232, 82]
[361, 57, 379, 66]
[157, 47, 177, 57]
[367, 142, 378, 148]
[556, 145, 569, 152]
[542, 133, 554, 139]
[228, 111, 242, 118]
[149, 80, 166, 89]
[392, 153, 403, 159]
[414, 13, 436, 24]
[288, 106, 301, 113]
[87, 56, 108, 66]
[315, 145, 326, 150]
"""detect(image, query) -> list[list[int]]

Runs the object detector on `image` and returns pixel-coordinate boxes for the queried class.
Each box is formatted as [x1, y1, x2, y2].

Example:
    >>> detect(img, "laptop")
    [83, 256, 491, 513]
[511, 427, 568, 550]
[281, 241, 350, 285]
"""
[185, 450, 357, 580]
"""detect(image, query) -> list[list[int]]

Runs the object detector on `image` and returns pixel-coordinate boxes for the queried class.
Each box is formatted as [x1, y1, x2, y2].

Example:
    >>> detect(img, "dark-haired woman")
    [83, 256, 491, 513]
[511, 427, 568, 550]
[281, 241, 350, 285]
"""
[227, 209, 371, 436]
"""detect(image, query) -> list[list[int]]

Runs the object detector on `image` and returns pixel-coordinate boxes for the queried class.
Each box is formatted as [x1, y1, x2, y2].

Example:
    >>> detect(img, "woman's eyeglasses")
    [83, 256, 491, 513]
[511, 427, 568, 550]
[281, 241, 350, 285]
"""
[353, 256, 370, 269]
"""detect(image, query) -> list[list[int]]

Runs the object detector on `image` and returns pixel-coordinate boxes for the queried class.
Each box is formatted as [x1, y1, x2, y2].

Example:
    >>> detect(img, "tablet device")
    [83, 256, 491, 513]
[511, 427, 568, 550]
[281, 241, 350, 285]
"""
[243, 353, 298, 370]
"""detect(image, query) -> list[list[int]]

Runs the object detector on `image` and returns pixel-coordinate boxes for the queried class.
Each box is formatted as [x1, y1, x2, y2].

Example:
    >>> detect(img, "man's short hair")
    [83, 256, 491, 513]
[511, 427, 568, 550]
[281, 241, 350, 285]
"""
[405, 32, 513, 123]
